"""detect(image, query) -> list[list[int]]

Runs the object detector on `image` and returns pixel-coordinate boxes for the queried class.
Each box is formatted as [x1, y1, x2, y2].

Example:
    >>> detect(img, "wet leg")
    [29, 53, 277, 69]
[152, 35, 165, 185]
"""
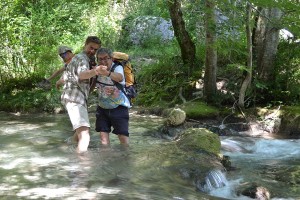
[76, 126, 90, 153]
[118, 135, 129, 146]
[100, 132, 110, 145]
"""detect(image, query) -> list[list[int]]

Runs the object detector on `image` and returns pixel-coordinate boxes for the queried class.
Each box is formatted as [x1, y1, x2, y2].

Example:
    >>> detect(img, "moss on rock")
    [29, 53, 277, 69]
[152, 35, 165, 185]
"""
[176, 128, 221, 156]
[282, 106, 300, 116]
[180, 101, 219, 119]
[277, 106, 300, 138]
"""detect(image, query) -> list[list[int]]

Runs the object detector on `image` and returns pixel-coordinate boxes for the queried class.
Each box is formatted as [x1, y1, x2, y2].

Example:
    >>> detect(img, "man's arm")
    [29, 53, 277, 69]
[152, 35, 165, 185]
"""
[55, 77, 64, 89]
[46, 67, 65, 81]
[109, 65, 124, 83]
[79, 68, 99, 80]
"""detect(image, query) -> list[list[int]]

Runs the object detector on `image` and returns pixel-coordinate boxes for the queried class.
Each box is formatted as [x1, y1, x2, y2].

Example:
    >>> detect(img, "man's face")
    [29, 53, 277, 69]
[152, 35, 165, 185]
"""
[85, 42, 100, 57]
[60, 51, 73, 63]
[97, 53, 113, 68]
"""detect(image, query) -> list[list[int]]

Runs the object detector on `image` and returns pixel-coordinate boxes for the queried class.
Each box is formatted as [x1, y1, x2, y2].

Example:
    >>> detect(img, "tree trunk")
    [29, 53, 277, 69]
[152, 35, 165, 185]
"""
[167, 0, 196, 67]
[238, 2, 253, 108]
[254, 7, 282, 82]
[203, 0, 217, 102]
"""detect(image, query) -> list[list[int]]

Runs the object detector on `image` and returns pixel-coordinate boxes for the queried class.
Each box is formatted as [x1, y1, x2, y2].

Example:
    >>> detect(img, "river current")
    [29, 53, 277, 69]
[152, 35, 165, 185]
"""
[0, 110, 299, 199]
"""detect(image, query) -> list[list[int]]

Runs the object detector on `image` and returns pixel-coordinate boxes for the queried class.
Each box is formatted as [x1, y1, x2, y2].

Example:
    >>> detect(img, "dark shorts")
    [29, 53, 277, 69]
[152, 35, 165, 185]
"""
[95, 106, 129, 137]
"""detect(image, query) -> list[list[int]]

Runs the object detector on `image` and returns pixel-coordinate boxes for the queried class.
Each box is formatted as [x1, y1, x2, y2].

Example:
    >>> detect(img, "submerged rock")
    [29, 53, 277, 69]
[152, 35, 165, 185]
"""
[238, 183, 271, 200]
[139, 127, 225, 194]
[275, 165, 300, 185]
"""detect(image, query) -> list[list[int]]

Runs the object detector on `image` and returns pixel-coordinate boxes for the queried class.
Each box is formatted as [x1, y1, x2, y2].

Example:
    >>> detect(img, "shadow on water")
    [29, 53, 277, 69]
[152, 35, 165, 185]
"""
[1, 111, 299, 199]
[0, 111, 226, 200]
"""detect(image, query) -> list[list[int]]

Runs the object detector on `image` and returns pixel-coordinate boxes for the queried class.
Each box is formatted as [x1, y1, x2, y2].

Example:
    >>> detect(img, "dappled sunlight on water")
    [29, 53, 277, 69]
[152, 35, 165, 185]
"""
[0, 111, 223, 200]
[2, 110, 298, 199]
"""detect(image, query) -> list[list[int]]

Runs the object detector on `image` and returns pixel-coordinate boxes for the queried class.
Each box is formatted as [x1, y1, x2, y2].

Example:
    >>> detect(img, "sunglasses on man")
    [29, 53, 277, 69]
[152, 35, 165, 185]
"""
[60, 51, 69, 59]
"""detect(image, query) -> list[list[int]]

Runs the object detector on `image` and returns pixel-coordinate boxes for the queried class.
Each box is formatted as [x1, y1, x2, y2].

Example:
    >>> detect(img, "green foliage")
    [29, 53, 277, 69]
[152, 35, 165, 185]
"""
[0, 74, 43, 93]
[283, 106, 300, 116]
[0, 0, 112, 85]
[220, 36, 247, 60]
[117, 15, 136, 48]
[249, 0, 300, 40]
[180, 101, 219, 119]
[244, 39, 300, 107]
[0, 88, 61, 113]
[0, 0, 119, 113]
[136, 59, 185, 106]
[126, 0, 169, 18]
[272, 41, 300, 105]
[129, 40, 180, 58]
[215, 32, 262, 107]
[135, 49, 202, 107]
[0, 0, 300, 113]
[0, 73, 62, 113]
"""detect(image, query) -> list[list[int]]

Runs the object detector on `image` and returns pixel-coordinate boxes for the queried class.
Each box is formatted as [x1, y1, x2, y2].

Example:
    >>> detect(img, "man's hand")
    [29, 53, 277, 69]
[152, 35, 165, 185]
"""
[95, 65, 109, 76]
[56, 78, 64, 89]
[37, 78, 51, 90]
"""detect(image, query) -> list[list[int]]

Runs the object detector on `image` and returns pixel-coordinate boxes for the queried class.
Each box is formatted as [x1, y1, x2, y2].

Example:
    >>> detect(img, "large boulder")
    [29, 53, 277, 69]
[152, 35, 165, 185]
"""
[279, 114, 300, 138]
[165, 108, 186, 126]
[139, 127, 225, 193]
[129, 16, 174, 45]
[176, 128, 221, 156]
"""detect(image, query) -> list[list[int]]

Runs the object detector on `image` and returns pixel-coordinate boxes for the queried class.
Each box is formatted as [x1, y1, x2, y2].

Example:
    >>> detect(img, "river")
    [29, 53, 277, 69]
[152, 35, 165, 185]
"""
[0, 110, 299, 199]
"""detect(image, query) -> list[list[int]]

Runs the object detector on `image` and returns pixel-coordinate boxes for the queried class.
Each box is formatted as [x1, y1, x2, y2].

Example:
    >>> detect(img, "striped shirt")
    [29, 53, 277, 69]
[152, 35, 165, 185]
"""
[61, 52, 91, 106]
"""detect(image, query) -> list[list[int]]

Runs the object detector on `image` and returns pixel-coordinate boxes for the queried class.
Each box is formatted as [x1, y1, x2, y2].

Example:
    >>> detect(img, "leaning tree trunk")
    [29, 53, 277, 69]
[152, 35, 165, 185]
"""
[238, 2, 253, 108]
[203, 0, 217, 103]
[167, 0, 196, 68]
[254, 7, 282, 82]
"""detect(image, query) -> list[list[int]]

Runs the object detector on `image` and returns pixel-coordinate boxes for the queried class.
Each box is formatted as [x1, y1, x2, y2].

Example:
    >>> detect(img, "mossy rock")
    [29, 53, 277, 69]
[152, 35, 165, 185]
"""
[282, 106, 300, 116]
[165, 108, 186, 126]
[136, 139, 224, 193]
[278, 106, 300, 138]
[275, 165, 300, 185]
[237, 183, 271, 200]
[180, 101, 219, 119]
[176, 128, 221, 156]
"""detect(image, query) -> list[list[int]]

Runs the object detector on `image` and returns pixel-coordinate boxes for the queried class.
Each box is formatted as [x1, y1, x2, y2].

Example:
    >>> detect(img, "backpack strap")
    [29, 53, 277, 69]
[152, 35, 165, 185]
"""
[110, 62, 131, 102]
[110, 62, 119, 73]
[111, 62, 125, 91]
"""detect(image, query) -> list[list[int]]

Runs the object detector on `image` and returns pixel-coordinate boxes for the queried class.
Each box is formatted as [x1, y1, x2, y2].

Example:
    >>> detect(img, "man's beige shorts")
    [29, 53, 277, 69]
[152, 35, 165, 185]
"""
[65, 102, 90, 130]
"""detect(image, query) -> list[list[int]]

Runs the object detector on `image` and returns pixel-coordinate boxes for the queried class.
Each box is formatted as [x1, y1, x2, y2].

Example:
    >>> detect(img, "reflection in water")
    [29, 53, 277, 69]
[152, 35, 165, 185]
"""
[1, 111, 299, 199]
[0, 112, 220, 200]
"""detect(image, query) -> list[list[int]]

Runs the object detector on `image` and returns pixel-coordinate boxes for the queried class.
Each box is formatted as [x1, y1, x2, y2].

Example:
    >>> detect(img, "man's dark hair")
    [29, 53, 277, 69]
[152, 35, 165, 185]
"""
[85, 36, 101, 46]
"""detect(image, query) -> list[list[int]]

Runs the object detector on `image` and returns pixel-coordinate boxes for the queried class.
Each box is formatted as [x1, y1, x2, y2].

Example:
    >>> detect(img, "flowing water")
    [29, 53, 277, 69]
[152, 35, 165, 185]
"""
[0, 110, 299, 200]
[0, 111, 222, 200]
[211, 137, 300, 200]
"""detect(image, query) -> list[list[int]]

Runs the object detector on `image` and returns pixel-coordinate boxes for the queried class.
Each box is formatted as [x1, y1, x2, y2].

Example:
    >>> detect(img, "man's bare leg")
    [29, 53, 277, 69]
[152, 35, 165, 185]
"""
[118, 135, 129, 146]
[100, 132, 110, 145]
[76, 126, 90, 153]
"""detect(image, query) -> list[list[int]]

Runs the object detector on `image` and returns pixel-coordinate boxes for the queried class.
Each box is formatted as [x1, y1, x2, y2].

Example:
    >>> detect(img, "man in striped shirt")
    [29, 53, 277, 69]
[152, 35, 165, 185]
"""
[60, 36, 101, 153]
